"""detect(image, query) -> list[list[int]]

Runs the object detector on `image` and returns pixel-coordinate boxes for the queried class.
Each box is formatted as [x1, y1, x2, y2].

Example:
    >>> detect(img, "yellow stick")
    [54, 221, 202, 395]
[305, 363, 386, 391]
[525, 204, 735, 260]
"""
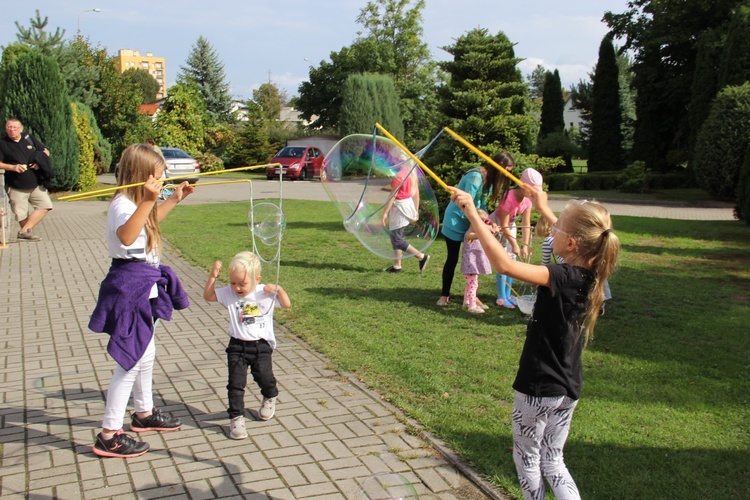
[66, 179, 253, 201]
[374, 123, 453, 193]
[165, 179, 252, 188]
[442, 127, 526, 188]
[59, 164, 277, 201]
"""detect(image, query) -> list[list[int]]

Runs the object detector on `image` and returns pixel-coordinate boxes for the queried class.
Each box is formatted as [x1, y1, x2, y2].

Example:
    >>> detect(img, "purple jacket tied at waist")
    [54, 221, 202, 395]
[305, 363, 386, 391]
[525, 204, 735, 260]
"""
[89, 260, 190, 371]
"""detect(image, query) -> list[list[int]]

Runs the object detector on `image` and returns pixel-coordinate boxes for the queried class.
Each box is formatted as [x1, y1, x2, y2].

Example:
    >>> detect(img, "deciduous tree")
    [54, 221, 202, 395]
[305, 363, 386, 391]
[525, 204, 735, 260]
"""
[604, 0, 740, 170]
[297, 0, 440, 148]
[122, 68, 160, 104]
[154, 83, 208, 155]
[93, 56, 143, 159]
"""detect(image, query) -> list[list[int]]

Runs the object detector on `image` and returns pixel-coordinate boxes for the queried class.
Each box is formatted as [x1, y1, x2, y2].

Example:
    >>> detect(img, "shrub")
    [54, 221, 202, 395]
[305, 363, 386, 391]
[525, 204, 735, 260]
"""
[693, 83, 750, 200]
[617, 161, 650, 193]
[736, 147, 750, 223]
[71, 103, 97, 191]
[196, 152, 224, 173]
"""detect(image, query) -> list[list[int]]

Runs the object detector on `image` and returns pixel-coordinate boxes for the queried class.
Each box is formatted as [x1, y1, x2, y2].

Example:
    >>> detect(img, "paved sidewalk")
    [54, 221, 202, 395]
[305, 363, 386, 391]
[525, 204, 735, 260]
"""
[0, 200, 496, 499]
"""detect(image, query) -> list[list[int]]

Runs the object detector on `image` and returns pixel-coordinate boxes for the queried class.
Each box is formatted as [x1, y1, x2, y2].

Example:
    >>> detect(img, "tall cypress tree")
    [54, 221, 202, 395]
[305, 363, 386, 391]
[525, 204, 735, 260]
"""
[538, 70, 565, 140]
[588, 35, 623, 172]
[177, 36, 233, 123]
[537, 70, 573, 172]
[0, 49, 79, 190]
[339, 73, 403, 140]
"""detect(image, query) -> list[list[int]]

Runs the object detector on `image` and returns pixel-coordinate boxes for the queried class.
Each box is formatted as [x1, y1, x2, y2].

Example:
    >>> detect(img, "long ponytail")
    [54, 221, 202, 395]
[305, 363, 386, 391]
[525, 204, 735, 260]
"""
[563, 201, 620, 345]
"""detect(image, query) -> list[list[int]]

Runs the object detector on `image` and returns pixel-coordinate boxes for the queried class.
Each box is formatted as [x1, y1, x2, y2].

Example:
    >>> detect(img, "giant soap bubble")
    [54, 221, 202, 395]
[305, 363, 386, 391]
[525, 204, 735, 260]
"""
[321, 134, 439, 260]
[247, 202, 286, 263]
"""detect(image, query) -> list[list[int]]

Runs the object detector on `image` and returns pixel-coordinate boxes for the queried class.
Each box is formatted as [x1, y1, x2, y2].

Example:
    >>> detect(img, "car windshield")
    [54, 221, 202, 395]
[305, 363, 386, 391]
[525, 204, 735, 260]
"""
[161, 148, 191, 159]
[275, 147, 306, 158]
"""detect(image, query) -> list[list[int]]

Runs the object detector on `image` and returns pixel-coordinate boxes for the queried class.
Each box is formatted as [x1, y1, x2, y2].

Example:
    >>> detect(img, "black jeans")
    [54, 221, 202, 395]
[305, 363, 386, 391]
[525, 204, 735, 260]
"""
[226, 337, 278, 419]
[441, 236, 463, 297]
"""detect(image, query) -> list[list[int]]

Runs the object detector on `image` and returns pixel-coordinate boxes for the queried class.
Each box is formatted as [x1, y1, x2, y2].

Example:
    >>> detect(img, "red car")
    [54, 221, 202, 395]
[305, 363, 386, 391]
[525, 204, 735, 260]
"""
[266, 146, 325, 180]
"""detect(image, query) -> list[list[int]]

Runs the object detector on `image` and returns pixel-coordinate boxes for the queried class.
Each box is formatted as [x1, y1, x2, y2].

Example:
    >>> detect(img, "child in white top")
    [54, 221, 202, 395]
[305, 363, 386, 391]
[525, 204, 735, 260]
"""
[204, 251, 291, 440]
[381, 163, 430, 273]
[90, 143, 193, 459]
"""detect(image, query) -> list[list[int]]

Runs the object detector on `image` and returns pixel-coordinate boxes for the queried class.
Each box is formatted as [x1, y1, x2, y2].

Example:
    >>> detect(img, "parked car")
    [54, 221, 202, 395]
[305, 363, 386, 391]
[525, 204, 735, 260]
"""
[160, 147, 200, 182]
[114, 146, 200, 183]
[266, 146, 324, 181]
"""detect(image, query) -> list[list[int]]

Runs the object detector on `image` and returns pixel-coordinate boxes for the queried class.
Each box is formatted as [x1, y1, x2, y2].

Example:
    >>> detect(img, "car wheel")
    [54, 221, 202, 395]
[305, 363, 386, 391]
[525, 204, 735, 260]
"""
[299, 168, 307, 181]
[267, 175, 274, 180]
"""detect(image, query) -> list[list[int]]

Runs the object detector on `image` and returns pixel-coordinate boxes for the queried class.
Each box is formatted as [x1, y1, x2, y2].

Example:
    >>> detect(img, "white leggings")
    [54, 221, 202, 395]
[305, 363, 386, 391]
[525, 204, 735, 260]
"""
[102, 334, 156, 431]
[512, 391, 581, 500]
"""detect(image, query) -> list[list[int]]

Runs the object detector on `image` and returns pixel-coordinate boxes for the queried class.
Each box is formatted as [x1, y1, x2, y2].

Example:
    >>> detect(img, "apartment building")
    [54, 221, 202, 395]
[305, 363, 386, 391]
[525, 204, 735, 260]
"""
[113, 49, 167, 99]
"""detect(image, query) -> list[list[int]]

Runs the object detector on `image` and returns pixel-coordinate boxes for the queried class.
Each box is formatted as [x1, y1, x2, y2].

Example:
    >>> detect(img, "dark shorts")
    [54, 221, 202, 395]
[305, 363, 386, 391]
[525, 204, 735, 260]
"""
[389, 227, 409, 252]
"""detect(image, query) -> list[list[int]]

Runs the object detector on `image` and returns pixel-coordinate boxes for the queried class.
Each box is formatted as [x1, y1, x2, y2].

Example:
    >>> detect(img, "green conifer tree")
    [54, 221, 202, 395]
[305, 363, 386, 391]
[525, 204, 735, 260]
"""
[537, 70, 574, 172]
[339, 74, 403, 139]
[538, 70, 565, 140]
[434, 28, 534, 184]
[177, 36, 233, 123]
[588, 35, 623, 172]
[0, 50, 79, 190]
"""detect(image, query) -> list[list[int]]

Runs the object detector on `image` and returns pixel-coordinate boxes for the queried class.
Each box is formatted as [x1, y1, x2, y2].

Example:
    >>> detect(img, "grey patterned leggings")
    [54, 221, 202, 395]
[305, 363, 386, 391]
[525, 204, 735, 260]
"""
[512, 391, 581, 500]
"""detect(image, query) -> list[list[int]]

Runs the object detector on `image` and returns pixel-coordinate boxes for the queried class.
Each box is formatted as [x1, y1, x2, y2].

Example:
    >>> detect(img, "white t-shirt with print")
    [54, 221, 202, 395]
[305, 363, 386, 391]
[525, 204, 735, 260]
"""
[215, 284, 280, 349]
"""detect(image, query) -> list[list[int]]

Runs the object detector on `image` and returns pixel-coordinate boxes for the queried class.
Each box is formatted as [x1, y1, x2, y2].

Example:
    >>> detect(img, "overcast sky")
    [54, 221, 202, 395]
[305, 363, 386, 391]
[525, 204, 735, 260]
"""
[1, 0, 630, 101]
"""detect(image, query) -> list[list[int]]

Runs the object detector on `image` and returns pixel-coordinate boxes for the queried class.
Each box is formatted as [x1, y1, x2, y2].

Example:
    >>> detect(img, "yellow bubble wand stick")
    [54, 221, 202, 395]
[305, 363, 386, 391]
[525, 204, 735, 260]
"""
[58, 163, 279, 201]
[67, 179, 252, 201]
[442, 127, 526, 189]
[374, 123, 453, 193]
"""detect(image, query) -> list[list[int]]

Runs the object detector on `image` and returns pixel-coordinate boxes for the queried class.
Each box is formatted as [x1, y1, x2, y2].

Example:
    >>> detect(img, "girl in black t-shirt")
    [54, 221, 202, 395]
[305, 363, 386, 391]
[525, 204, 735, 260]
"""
[450, 186, 620, 500]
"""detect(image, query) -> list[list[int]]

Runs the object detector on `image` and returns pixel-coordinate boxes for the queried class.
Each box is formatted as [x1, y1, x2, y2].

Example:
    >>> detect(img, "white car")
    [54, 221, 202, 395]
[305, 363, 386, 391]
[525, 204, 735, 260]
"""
[114, 146, 201, 183]
[160, 147, 200, 182]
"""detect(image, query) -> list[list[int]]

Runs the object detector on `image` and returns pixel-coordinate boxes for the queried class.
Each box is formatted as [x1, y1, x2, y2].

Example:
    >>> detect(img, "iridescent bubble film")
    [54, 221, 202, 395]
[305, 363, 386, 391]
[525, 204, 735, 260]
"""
[247, 202, 286, 262]
[321, 134, 439, 260]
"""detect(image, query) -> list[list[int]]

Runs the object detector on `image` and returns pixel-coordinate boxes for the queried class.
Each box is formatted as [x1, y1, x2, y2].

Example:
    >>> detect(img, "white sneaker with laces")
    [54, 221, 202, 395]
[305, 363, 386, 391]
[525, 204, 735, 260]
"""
[259, 397, 276, 421]
[229, 415, 247, 439]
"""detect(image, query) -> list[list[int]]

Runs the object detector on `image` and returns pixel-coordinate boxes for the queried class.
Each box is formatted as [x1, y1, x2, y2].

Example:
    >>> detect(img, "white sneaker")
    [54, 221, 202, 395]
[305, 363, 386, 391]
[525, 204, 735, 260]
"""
[229, 415, 247, 439]
[259, 397, 276, 421]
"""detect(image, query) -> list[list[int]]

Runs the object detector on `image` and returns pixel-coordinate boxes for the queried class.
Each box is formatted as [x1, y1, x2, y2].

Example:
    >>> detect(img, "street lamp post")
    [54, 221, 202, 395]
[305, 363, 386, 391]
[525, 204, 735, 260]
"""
[77, 8, 101, 34]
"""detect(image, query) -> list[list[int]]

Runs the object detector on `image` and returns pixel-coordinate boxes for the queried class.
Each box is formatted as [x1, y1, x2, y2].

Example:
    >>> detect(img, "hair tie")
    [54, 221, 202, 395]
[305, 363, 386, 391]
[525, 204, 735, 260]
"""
[601, 228, 611, 238]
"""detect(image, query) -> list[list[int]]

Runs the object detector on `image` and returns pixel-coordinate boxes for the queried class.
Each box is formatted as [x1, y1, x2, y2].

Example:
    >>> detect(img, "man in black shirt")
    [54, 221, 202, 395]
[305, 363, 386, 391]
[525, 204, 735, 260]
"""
[0, 118, 53, 242]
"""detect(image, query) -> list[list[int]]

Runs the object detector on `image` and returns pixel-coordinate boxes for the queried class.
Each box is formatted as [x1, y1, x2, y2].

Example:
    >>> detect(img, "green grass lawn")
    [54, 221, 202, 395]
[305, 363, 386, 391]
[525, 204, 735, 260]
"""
[161, 199, 749, 499]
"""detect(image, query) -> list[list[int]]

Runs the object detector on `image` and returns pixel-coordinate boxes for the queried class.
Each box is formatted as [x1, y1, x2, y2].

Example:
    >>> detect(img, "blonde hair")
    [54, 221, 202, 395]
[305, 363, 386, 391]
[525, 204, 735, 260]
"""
[229, 251, 262, 284]
[116, 143, 167, 253]
[535, 216, 550, 238]
[562, 200, 620, 345]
